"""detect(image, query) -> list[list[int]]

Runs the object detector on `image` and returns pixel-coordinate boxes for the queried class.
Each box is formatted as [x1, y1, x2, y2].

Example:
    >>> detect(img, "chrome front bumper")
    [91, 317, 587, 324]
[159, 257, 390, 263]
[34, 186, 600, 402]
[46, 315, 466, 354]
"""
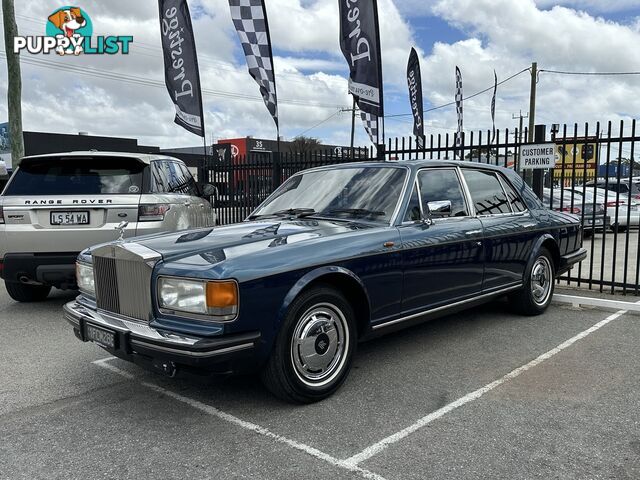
[63, 300, 260, 363]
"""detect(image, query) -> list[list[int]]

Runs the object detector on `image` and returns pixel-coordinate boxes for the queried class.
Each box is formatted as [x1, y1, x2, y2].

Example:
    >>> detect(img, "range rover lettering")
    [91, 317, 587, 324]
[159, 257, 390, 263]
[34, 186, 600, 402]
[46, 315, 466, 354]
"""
[0, 151, 216, 302]
[64, 161, 586, 403]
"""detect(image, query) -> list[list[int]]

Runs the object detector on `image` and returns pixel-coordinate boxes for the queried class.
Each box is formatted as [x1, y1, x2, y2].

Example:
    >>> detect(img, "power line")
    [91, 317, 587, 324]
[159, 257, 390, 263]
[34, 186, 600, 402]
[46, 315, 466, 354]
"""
[540, 69, 640, 76]
[293, 109, 343, 137]
[0, 51, 349, 110]
[385, 67, 530, 119]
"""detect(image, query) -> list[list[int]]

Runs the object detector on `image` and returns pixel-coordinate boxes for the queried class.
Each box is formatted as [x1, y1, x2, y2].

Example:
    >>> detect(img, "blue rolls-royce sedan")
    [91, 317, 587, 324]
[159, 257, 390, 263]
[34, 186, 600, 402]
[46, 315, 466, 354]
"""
[64, 160, 586, 403]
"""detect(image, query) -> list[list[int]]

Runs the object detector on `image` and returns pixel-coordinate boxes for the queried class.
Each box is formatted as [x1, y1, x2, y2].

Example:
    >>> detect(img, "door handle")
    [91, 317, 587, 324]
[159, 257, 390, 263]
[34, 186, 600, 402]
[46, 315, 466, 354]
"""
[465, 230, 482, 236]
[184, 202, 191, 207]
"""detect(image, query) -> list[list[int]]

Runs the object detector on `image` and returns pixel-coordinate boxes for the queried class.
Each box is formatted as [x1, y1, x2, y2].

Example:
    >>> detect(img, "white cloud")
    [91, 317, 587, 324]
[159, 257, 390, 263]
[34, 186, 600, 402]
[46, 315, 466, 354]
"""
[1, 0, 640, 151]
[534, 0, 640, 13]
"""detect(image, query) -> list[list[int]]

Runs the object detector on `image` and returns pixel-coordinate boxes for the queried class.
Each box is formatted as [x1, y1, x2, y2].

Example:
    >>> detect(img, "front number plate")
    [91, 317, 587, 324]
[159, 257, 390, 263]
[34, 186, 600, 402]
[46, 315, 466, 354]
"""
[51, 211, 90, 225]
[85, 324, 115, 349]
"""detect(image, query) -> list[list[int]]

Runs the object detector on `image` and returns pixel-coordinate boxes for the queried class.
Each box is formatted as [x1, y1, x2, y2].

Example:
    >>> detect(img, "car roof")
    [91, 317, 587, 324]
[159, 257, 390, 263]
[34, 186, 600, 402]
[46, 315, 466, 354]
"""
[20, 151, 181, 165]
[303, 159, 509, 173]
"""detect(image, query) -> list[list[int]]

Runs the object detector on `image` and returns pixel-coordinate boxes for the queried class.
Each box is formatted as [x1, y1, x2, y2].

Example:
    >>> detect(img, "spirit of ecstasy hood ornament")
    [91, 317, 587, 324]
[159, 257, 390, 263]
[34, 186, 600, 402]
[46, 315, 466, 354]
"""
[115, 221, 129, 242]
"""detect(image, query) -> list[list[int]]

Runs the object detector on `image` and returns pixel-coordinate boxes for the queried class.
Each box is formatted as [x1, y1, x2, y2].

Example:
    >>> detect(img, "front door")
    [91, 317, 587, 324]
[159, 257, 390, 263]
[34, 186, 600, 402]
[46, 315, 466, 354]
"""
[400, 168, 484, 314]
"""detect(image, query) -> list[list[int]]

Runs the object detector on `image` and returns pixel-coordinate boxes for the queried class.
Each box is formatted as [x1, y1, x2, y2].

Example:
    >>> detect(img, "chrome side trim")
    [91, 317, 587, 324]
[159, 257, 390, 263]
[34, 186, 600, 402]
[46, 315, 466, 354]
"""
[371, 284, 522, 330]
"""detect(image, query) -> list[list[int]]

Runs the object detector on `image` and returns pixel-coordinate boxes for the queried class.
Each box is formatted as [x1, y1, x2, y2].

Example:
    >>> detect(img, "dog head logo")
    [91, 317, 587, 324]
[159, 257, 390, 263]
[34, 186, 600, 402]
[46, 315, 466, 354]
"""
[46, 6, 92, 55]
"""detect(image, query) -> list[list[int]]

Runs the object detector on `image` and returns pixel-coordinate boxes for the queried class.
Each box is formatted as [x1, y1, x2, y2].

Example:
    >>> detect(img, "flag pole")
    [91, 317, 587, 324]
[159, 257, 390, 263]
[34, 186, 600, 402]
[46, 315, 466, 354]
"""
[350, 96, 356, 150]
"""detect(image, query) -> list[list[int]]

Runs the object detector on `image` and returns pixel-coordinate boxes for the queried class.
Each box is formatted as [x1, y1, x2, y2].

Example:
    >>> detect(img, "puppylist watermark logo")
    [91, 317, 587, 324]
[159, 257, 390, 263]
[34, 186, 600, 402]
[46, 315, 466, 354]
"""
[13, 6, 133, 56]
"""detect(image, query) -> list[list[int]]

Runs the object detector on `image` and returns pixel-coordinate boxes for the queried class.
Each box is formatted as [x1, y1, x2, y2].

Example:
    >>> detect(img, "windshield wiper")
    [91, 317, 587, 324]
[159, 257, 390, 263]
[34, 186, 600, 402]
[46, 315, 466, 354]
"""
[248, 208, 316, 220]
[324, 208, 386, 217]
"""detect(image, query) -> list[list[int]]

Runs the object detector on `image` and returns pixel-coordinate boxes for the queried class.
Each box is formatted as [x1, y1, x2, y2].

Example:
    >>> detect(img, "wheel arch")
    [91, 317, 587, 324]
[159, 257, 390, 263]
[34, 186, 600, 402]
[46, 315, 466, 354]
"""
[276, 266, 371, 338]
[531, 234, 560, 273]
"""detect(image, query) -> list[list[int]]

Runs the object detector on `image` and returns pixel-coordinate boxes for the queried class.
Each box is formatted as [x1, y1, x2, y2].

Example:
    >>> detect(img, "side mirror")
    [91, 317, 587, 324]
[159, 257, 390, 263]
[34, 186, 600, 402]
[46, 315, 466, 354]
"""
[201, 183, 217, 198]
[426, 200, 452, 218]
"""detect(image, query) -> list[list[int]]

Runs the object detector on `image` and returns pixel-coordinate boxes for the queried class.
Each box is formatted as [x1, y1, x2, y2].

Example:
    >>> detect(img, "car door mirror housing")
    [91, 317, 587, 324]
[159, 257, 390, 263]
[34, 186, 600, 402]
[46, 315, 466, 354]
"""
[201, 183, 217, 198]
[426, 200, 452, 218]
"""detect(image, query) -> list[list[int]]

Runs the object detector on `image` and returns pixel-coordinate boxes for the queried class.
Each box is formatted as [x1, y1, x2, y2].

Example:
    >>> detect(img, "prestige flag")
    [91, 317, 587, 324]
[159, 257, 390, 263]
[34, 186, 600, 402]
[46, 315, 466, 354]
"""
[491, 70, 497, 144]
[339, 0, 384, 145]
[407, 47, 424, 149]
[455, 66, 463, 156]
[228, 0, 278, 128]
[158, 0, 205, 137]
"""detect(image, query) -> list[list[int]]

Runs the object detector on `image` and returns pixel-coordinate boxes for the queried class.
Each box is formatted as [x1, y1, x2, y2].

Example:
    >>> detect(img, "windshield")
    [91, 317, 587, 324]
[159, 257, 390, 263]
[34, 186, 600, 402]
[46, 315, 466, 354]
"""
[251, 166, 408, 224]
[3, 156, 146, 196]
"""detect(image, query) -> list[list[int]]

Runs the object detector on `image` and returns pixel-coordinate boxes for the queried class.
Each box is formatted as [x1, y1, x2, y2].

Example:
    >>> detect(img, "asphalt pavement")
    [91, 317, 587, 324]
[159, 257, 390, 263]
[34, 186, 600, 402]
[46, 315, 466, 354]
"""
[0, 284, 638, 480]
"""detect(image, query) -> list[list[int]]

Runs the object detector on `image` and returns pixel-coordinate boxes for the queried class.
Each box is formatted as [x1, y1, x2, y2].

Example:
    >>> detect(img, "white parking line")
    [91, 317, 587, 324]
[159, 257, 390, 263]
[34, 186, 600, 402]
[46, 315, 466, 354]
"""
[343, 306, 634, 467]
[92, 357, 387, 480]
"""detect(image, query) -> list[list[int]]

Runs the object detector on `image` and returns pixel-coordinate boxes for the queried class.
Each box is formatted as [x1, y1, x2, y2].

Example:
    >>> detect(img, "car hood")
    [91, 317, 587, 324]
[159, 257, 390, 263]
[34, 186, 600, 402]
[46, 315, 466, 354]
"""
[120, 218, 375, 265]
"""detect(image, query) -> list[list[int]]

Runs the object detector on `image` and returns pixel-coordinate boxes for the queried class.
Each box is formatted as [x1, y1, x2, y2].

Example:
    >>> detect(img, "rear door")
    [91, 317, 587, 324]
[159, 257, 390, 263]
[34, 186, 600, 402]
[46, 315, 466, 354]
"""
[178, 162, 214, 227]
[461, 169, 536, 292]
[0, 155, 144, 254]
[399, 168, 484, 313]
[149, 160, 198, 230]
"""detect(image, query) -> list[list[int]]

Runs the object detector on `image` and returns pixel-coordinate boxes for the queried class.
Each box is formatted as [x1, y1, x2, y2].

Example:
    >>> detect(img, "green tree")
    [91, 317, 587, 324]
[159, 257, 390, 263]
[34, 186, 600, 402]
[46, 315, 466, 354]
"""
[288, 136, 322, 155]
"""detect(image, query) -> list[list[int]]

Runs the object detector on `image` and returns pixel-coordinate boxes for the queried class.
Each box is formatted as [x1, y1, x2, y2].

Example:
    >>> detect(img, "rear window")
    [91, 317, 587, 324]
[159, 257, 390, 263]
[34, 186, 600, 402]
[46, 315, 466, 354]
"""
[3, 156, 145, 196]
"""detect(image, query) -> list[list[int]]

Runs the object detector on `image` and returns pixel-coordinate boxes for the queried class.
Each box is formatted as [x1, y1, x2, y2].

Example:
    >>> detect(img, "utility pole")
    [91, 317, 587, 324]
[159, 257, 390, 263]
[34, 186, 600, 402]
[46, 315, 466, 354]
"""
[512, 111, 528, 173]
[2, 0, 25, 167]
[528, 62, 537, 143]
[512, 111, 528, 144]
[524, 62, 538, 184]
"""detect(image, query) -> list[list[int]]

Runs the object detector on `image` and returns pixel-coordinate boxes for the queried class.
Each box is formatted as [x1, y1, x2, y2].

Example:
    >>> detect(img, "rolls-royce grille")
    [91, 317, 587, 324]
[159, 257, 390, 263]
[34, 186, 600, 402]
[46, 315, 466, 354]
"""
[93, 253, 155, 323]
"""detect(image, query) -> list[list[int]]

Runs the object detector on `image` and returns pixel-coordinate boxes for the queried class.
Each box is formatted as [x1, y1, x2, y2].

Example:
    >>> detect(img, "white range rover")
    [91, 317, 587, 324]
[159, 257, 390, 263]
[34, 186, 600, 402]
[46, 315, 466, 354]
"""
[0, 151, 216, 302]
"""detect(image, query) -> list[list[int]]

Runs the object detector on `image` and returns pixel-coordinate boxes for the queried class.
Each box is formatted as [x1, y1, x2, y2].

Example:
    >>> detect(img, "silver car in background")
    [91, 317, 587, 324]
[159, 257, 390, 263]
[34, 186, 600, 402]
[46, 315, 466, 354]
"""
[0, 151, 216, 302]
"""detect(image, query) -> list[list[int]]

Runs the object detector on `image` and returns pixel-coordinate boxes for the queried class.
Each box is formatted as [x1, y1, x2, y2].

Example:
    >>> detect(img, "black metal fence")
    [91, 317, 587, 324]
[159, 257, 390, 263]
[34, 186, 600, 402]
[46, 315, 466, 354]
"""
[203, 121, 640, 295]
[200, 148, 370, 225]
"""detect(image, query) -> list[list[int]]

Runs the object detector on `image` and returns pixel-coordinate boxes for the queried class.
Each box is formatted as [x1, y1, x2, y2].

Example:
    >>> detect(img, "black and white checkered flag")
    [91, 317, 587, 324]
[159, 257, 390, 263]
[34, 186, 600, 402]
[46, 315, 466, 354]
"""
[455, 66, 463, 157]
[360, 112, 378, 144]
[228, 0, 278, 127]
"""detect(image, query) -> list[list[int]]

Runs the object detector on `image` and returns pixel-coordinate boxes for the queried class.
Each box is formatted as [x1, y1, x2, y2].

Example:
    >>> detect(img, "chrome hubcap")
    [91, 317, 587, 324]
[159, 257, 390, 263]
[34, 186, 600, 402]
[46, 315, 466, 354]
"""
[290, 303, 348, 387]
[531, 256, 552, 306]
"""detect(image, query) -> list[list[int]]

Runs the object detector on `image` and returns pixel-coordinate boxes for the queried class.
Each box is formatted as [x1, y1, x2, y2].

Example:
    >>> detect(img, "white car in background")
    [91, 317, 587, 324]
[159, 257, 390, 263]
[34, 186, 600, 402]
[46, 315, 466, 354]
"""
[0, 151, 217, 302]
[566, 186, 640, 232]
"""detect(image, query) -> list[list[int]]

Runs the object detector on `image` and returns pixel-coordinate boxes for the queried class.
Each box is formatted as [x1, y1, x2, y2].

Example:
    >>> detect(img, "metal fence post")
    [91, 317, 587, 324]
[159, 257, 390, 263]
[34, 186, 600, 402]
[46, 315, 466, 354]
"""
[272, 151, 282, 188]
[532, 124, 546, 200]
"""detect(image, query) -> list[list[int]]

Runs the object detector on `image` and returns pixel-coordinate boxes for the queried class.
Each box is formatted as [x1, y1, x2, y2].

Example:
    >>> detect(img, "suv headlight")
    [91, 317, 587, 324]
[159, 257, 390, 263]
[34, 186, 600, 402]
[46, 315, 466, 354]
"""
[158, 277, 238, 321]
[76, 262, 95, 297]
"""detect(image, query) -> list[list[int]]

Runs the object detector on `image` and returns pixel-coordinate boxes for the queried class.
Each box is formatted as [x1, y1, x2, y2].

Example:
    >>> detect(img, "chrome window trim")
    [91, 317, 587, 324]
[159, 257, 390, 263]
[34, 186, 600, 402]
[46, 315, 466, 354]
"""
[459, 167, 531, 219]
[156, 275, 240, 323]
[400, 167, 473, 224]
[372, 283, 522, 330]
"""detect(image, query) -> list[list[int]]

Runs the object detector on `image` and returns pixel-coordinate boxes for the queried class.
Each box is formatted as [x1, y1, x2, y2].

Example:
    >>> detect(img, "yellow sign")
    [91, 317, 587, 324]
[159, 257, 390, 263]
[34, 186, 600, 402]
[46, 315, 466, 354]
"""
[553, 138, 597, 181]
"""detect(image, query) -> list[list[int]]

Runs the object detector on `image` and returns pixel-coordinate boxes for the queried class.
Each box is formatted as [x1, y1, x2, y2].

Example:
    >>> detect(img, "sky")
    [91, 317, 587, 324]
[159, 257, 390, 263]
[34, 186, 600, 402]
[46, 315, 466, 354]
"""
[1, 0, 640, 151]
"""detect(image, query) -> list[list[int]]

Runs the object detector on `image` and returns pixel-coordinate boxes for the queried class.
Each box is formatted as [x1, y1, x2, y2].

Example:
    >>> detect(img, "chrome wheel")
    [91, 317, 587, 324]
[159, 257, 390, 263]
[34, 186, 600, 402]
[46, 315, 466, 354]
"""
[531, 256, 553, 306]
[290, 303, 349, 387]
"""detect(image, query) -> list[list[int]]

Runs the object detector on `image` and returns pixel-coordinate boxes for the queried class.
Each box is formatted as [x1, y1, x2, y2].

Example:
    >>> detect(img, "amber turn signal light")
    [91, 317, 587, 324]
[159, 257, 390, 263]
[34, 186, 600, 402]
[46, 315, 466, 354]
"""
[206, 281, 238, 308]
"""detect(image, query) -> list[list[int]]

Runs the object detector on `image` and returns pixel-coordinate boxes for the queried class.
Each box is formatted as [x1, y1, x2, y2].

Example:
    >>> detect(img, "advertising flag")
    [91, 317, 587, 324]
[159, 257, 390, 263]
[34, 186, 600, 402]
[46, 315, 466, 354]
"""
[228, 0, 279, 128]
[158, 0, 205, 137]
[339, 0, 384, 146]
[455, 66, 463, 157]
[407, 47, 424, 149]
[491, 70, 497, 144]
